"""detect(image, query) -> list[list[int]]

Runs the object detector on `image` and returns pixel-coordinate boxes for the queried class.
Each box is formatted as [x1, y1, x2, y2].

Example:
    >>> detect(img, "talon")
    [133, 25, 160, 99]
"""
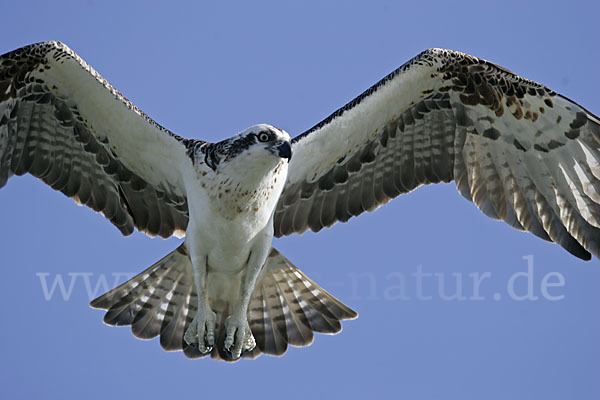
[184, 307, 217, 354]
[223, 346, 242, 360]
[243, 334, 256, 352]
[223, 314, 255, 360]
[184, 321, 198, 345]
[223, 346, 234, 360]
[198, 342, 212, 354]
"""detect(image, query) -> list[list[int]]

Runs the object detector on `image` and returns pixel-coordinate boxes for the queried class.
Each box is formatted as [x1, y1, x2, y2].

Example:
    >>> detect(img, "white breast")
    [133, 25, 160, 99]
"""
[182, 155, 288, 272]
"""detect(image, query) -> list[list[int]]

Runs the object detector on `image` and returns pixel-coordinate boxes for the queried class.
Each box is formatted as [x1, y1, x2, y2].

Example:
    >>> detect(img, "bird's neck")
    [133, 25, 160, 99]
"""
[206, 159, 287, 219]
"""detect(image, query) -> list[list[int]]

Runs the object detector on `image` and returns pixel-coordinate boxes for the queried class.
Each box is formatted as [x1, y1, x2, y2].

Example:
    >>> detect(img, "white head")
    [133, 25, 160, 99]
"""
[233, 124, 292, 161]
[203, 124, 292, 172]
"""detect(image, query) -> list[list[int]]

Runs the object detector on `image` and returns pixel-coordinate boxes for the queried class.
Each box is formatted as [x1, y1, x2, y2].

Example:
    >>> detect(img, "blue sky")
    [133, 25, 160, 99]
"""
[1, 1, 599, 399]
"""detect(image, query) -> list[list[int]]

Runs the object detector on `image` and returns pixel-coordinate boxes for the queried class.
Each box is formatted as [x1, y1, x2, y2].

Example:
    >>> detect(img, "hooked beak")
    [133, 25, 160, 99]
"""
[277, 141, 292, 161]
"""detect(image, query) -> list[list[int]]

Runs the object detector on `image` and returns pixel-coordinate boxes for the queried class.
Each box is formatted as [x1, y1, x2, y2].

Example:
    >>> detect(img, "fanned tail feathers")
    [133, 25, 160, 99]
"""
[245, 248, 357, 358]
[90, 244, 356, 361]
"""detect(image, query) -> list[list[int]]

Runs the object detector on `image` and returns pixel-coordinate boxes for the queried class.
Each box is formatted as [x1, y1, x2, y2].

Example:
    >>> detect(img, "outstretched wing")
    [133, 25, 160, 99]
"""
[274, 48, 600, 260]
[0, 41, 197, 238]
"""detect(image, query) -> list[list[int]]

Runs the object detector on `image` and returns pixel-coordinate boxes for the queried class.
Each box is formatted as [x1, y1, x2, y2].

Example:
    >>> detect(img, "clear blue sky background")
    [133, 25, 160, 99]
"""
[1, 1, 599, 399]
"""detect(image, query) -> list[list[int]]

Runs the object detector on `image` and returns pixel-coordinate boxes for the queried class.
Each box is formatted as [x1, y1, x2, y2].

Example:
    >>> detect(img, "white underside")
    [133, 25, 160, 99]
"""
[180, 153, 287, 276]
[178, 140, 289, 357]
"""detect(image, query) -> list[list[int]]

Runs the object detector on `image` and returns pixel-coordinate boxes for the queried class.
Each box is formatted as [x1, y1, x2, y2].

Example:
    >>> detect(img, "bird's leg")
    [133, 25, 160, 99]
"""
[223, 243, 269, 360]
[184, 253, 216, 354]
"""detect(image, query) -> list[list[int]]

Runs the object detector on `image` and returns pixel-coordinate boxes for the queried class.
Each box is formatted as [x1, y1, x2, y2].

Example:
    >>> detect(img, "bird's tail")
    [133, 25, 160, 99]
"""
[90, 243, 357, 361]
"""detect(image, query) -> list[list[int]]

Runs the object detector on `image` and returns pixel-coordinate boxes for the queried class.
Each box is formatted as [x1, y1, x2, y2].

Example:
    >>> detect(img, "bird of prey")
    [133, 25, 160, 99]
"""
[1, 41, 599, 361]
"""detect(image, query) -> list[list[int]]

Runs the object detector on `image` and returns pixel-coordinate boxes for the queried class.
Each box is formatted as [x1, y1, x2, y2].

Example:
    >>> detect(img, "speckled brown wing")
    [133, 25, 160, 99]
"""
[274, 48, 600, 260]
[0, 41, 196, 238]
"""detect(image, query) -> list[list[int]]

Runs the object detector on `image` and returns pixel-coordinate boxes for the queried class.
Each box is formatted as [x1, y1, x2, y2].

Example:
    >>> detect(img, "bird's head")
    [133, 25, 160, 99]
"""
[204, 124, 292, 174]
[236, 124, 292, 162]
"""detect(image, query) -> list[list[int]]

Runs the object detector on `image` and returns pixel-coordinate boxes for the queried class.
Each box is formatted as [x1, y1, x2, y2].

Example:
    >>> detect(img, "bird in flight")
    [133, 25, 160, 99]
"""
[1, 41, 599, 361]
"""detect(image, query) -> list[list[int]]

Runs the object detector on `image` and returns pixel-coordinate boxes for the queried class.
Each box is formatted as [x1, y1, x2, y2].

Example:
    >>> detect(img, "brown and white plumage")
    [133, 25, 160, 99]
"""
[275, 49, 600, 260]
[0, 41, 190, 238]
[2, 42, 600, 361]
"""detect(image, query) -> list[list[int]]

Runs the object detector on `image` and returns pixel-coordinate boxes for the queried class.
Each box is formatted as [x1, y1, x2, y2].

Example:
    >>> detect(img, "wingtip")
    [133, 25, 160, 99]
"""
[89, 292, 113, 309]
[89, 297, 104, 309]
[346, 308, 359, 320]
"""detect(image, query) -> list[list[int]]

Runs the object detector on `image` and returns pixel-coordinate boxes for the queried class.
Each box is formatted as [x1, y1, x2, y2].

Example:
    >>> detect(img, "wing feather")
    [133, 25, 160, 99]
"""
[275, 48, 600, 260]
[0, 41, 194, 238]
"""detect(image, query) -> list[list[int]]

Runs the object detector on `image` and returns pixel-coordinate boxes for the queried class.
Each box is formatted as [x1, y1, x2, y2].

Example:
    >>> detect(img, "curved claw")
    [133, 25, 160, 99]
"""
[223, 314, 256, 360]
[203, 342, 214, 354]
[184, 308, 216, 354]
[222, 346, 235, 360]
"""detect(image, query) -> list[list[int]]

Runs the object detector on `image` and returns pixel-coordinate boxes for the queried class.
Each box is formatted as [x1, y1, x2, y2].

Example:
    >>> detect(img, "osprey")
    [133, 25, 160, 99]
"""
[1, 41, 600, 361]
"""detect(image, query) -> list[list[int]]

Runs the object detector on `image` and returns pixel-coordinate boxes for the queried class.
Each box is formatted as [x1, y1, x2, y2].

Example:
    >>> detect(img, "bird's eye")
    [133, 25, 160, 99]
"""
[257, 132, 270, 142]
